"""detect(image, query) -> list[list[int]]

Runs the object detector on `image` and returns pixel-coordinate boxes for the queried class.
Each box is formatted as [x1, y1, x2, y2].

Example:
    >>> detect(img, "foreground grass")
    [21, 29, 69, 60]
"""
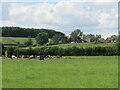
[2, 56, 118, 88]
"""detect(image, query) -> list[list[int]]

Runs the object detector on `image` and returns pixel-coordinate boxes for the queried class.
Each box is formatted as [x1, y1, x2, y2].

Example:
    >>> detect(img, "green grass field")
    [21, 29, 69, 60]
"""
[49, 43, 115, 48]
[2, 56, 118, 88]
[1, 37, 115, 48]
[0, 37, 36, 45]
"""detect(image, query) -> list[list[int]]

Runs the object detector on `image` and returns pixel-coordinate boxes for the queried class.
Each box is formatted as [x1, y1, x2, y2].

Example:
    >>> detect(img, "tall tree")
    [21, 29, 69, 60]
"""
[82, 34, 87, 42]
[93, 35, 101, 42]
[60, 35, 68, 44]
[52, 34, 61, 44]
[35, 32, 48, 45]
[52, 34, 68, 44]
[70, 29, 83, 43]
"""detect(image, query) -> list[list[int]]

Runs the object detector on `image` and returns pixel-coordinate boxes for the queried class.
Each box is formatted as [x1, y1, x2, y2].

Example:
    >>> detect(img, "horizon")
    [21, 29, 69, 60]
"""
[1, 26, 117, 40]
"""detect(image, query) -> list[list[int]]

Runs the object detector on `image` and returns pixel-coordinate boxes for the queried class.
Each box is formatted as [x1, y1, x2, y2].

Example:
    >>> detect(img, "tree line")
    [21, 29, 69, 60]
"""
[23, 29, 118, 46]
[2, 34, 120, 56]
[1, 27, 65, 38]
[1, 30, 119, 56]
[1, 27, 118, 47]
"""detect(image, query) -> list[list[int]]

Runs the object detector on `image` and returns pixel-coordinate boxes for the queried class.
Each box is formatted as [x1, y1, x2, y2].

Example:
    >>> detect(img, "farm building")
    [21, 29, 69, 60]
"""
[85, 34, 95, 43]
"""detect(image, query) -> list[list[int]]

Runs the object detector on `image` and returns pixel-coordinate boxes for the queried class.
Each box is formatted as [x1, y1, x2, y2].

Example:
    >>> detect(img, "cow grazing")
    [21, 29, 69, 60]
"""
[21, 55, 29, 58]
[47, 55, 62, 59]
[11, 55, 17, 59]
[37, 55, 44, 60]
[29, 55, 35, 60]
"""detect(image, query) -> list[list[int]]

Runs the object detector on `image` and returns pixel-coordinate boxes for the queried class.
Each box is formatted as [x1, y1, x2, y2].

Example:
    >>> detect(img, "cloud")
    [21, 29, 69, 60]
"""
[1, 0, 11, 2]
[1, 20, 16, 26]
[9, 2, 99, 26]
[2, 0, 118, 38]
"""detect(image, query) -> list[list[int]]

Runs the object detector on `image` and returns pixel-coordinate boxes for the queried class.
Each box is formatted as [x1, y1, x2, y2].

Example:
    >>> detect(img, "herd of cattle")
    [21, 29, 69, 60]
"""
[1, 55, 62, 60]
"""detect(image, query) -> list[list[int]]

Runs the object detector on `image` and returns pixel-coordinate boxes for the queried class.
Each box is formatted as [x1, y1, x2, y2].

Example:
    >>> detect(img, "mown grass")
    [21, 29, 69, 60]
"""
[2, 56, 118, 88]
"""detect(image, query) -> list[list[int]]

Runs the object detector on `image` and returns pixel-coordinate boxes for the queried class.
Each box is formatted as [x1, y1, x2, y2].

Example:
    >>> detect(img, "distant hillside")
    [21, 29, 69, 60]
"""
[1, 27, 65, 38]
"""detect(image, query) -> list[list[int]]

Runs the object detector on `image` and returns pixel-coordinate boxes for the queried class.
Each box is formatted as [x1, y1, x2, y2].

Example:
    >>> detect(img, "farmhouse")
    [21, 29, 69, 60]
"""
[85, 34, 95, 43]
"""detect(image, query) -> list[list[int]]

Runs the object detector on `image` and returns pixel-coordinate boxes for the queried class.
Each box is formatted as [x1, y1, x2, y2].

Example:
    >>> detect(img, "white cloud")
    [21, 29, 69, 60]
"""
[9, 2, 99, 26]
[97, 8, 118, 29]
[1, 20, 16, 26]
[2, 0, 118, 38]
[1, 0, 10, 2]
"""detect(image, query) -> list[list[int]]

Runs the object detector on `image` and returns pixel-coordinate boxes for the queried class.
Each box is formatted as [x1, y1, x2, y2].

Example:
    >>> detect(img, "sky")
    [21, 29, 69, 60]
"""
[1, 0, 119, 38]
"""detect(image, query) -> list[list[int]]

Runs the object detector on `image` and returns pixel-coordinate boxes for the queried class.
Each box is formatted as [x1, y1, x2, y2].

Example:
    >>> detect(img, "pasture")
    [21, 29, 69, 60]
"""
[1, 37, 115, 48]
[2, 56, 118, 88]
[50, 43, 115, 48]
[0, 37, 36, 45]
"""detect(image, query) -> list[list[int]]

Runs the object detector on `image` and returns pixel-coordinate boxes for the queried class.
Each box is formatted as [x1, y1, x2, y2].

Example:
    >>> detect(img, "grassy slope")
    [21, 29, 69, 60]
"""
[2, 56, 118, 88]
[0, 37, 36, 44]
[1, 37, 115, 48]
[50, 43, 114, 48]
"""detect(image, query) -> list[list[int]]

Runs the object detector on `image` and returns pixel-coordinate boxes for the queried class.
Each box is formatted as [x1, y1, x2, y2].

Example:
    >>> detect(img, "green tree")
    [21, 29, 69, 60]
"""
[52, 34, 61, 44]
[35, 32, 48, 45]
[94, 35, 101, 42]
[70, 29, 83, 43]
[1, 44, 5, 55]
[24, 36, 33, 46]
[61, 35, 68, 44]
[6, 46, 16, 56]
[47, 39, 54, 45]
[82, 34, 87, 42]
[2, 26, 65, 38]
[52, 34, 68, 44]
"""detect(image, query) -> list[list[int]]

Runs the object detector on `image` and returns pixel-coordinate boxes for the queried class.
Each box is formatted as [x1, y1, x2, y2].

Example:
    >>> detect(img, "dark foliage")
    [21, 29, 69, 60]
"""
[3, 46, 117, 56]
[1, 27, 65, 38]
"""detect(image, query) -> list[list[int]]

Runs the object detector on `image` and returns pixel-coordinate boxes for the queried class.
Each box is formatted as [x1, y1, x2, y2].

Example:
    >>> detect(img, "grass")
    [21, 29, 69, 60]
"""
[2, 56, 118, 88]
[1, 37, 115, 46]
[49, 43, 115, 48]
[0, 37, 36, 44]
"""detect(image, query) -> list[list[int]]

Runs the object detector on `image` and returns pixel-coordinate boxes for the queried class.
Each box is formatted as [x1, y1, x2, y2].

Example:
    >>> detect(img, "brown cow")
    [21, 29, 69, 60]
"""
[48, 55, 62, 59]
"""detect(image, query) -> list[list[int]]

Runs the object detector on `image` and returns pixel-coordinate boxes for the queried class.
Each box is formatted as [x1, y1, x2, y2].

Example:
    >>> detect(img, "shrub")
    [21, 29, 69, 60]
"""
[13, 45, 118, 56]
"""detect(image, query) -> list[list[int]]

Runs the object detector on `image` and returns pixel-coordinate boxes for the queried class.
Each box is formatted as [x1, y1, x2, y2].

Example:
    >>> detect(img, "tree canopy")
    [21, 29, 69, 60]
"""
[70, 29, 83, 43]
[1, 27, 65, 38]
[35, 32, 48, 45]
[24, 37, 33, 46]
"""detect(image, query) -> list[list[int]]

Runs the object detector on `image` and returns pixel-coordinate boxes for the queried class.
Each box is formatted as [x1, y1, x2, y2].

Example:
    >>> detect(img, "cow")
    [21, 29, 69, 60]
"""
[54, 55, 62, 59]
[37, 55, 45, 60]
[12, 55, 17, 58]
[21, 55, 29, 58]
[28, 55, 36, 60]
[47, 55, 62, 59]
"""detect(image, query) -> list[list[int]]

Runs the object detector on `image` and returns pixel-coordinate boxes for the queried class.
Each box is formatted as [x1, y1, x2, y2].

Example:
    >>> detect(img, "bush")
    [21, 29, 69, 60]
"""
[6, 46, 16, 56]
[11, 45, 118, 56]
